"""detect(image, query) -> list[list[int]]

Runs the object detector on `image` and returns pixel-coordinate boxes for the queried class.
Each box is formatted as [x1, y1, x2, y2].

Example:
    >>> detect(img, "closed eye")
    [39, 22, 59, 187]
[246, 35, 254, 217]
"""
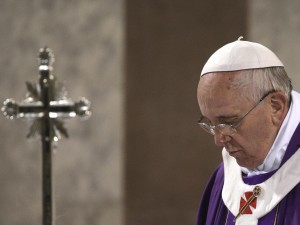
[217, 116, 240, 125]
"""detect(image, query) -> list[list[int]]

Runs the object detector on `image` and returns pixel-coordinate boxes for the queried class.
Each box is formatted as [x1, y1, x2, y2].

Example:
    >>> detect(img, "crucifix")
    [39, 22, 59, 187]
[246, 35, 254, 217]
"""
[2, 47, 91, 225]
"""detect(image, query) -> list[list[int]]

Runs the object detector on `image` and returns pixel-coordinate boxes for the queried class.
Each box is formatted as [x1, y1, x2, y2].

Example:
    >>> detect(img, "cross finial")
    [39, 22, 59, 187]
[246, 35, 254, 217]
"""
[2, 47, 91, 141]
[2, 47, 91, 225]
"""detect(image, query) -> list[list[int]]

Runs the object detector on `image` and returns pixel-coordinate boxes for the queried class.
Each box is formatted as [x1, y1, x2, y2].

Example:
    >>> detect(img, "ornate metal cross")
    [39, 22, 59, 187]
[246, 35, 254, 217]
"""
[2, 47, 91, 225]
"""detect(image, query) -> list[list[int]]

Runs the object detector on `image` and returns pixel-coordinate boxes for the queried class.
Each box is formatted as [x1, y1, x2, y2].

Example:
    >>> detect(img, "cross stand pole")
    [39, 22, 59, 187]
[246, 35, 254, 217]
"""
[2, 47, 91, 225]
[39, 49, 55, 225]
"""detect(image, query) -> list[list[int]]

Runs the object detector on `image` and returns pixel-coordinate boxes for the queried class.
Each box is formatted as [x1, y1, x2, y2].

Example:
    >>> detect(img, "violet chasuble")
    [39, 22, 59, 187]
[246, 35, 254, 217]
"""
[197, 121, 300, 225]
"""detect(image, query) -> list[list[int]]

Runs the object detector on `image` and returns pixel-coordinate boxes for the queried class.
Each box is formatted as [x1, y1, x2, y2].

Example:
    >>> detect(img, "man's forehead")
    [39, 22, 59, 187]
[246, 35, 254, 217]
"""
[198, 73, 247, 114]
[199, 92, 246, 123]
[198, 72, 239, 93]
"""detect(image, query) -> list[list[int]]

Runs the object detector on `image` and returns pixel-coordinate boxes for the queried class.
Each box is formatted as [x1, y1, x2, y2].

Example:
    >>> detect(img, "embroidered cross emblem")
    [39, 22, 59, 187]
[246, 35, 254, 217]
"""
[239, 191, 257, 214]
[234, 186, 262, 222]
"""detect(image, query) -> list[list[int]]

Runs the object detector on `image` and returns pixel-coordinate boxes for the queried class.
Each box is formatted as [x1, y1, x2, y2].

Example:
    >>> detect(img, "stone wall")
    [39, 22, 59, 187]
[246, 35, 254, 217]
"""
[249, 0, 300, 91]
[0, 1, 123, 225]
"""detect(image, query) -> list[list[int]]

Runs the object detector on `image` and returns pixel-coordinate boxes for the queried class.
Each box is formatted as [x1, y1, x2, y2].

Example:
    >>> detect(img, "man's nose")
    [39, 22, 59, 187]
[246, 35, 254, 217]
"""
[214, 131, 231, 146]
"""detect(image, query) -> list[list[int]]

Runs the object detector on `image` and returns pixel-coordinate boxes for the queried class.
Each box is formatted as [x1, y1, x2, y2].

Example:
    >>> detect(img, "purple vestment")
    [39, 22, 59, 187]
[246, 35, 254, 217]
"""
[197, 122, 300, 225]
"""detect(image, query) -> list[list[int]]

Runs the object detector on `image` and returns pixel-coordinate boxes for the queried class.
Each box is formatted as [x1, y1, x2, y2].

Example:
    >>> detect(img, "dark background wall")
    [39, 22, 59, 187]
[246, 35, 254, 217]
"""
[125, 0, 247, 224]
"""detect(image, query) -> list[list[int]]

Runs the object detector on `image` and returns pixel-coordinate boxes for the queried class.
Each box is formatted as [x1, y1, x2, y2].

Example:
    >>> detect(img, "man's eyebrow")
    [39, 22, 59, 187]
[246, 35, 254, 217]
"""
[216, 115, 240, 122]
[217, 115, 239, 119]
[200, 115, 239, 124]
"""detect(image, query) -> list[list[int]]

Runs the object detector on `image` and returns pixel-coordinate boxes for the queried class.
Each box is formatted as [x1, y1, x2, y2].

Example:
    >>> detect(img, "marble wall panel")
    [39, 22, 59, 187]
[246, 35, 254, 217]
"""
[0, 1, 123, 225]
[249, 0, 300, 91]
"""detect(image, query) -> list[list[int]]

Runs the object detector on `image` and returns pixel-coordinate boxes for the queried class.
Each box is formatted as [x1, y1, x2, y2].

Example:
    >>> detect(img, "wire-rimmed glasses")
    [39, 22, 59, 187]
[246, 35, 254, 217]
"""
[198, 90, 276, 136]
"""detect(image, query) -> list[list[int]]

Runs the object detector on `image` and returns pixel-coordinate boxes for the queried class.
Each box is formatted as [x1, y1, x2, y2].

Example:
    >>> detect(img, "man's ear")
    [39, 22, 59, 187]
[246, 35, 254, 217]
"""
[270, 92, 288, 126]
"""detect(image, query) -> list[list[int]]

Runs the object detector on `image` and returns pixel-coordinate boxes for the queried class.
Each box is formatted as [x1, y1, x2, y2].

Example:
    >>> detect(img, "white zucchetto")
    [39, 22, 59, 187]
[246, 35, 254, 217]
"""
[201, 37, 284, 76]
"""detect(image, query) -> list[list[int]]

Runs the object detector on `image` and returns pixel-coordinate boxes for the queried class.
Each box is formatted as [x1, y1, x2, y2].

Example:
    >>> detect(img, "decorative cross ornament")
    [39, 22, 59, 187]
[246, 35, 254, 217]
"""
[234, 185, 262, 222]
[2, 47, 91, 225]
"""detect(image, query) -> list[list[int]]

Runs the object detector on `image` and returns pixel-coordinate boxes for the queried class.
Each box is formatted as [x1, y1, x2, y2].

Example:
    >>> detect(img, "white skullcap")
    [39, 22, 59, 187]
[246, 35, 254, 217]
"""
[201, 37, 284, 76]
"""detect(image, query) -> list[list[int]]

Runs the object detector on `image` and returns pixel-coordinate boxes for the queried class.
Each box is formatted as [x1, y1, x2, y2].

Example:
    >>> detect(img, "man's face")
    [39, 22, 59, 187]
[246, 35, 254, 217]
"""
[197, 72, 278, 169]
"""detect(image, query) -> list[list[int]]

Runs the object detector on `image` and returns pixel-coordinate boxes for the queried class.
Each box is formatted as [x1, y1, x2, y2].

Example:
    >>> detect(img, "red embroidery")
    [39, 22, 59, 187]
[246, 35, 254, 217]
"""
[239, 192, 257, 214]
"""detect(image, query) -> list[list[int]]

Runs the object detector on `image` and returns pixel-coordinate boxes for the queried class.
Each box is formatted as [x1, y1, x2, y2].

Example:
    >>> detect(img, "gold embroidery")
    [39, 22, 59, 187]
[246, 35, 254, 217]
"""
[226, 203, 280, 224]
[225, 209, 229, 225]
[273, 204, 280, 225]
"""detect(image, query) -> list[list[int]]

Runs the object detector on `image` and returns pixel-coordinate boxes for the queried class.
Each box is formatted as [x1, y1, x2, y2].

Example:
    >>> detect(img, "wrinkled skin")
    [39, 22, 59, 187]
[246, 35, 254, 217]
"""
[197, 71, 288, 169]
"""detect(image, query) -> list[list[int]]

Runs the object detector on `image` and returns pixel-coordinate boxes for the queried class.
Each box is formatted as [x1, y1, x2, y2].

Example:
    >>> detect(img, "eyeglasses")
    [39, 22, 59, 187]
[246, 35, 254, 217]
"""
[198, 90, 276, 136]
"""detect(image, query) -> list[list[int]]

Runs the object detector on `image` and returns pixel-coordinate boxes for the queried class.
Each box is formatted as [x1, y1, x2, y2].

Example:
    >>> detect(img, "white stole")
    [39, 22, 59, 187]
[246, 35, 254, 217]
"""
[222, 147, 300, 225]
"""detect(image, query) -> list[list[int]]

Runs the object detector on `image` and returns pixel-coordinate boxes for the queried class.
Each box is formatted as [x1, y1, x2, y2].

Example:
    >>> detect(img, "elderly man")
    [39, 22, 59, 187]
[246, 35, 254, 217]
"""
[196, 38, 300, 225]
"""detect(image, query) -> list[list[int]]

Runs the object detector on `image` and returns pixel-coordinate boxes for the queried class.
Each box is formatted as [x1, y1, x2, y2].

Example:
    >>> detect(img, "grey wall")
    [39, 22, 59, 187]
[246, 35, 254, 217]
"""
[249, 0, 300, 91]
[0, 1, 123, 225]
